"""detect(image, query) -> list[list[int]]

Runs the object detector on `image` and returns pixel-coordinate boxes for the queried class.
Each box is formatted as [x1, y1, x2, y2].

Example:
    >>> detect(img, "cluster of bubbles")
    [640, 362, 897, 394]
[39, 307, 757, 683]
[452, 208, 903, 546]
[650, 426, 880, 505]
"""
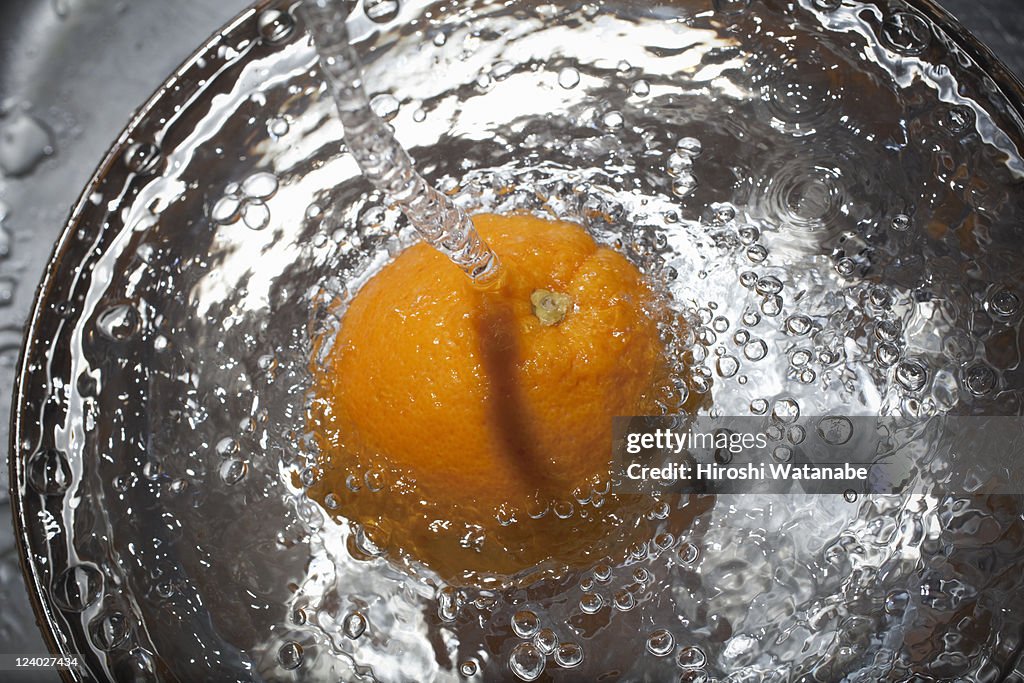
[211, 171, 280, 231]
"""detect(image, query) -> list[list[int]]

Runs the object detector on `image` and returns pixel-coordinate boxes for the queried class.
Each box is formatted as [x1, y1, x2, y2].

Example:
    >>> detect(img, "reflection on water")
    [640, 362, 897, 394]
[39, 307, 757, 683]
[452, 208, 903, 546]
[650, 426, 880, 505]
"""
[7, 0, 1024, 680]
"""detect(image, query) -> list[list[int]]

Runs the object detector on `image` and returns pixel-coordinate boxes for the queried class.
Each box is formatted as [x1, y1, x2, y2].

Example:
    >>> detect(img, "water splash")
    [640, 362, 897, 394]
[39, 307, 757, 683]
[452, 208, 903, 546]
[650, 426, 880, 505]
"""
[299, 0, 502, 287]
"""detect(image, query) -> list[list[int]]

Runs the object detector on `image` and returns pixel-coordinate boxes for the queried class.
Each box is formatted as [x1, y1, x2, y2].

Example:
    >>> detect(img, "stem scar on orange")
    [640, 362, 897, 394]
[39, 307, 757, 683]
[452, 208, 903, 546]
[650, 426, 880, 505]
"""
[307, 212, 691, 579]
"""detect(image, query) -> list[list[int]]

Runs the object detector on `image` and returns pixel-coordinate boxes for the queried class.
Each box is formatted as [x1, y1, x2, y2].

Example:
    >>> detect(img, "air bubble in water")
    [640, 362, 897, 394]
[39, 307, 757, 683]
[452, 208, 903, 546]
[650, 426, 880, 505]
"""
[96, 303, 140, 341]
[631, 79, 651, 97]
[816, 416, 853, 445]
[743, 339, 767, 361]
[554, 642, 584, 668]
[679, 672, 709, 683]
[534, 628, 557, 654]
[895, 360, 928, 392]
[242, 172, 279, 200]
[989, 288, 1021, 318]
[672, 174, 698, 197]
[219, 459, 247, 485]
[370, 93, 401, 121]
[257, 9, 296, 44]
[242, 201, 271, 230]
[880, 11, 931, 56]
[602, 110, 624, 130]
[717, 355, 739, 378]
[278, 642, 303, 670]
[365, 0, 400, 23]
[512, 609, 540, 638]
[579, 592, 603, 613]
[647, 629, 675, 656]
[52, 564, 103, 612]
[772, 398, 800, 423]
[459, 660, 478, 676]
[89, 611, 129, 650]
[212, 196, 242, 224]
[557, 67, 581, 89]
[27, 448, 72, 495]
[940, 106, 973, 134]
[677, 645, 707, 668]
[963, 363, 996, 396]
[875, 342, 900, 367]
[508, 642, 545, 681]
[676, 137, 702, 157]
[890, 213, 911, 231]
[843, 489, 858, 503]
[344, 611, 367, 639]
[267, 116, 290, 138]
[884, 589, 910, 616]
[0, 112, 55, 176]
[123, 141, 163, 175]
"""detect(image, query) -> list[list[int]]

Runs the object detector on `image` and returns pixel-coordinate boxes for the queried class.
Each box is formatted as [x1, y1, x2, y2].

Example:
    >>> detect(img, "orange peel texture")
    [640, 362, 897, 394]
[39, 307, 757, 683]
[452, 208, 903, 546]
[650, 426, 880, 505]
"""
[308, 213, 680, 579]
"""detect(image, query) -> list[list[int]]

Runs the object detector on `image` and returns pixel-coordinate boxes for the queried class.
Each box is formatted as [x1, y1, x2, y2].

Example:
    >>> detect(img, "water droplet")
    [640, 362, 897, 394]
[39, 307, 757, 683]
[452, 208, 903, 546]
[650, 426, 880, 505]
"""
[123, 141, 163, 175]
[242, 172, 279, 200]
[558, 67, 581, 89]
[0, 112, 55, 176]
[344, 611, 367, 639]
[219, 459, 247, 486]
[242, 201, 271, 230]
[579, 592, 603, 613]
[89, 611, 129, 650]
[278, 641, 304, 670]
[963, 362, 996, 396]
[212, 195, 242, 224]
[554, 642, 584, 668]
[509, 642, 545, 681]
[96, 303, 140, 341]
[370, 93, 401, 122]
[896, 360, 928, 392]
[257, 9, 296, 44]
[647, 629, 675, 656]
[364, 0, 400, 22]
[459, 660, 478, 676]
[677, 645, 707, 668]
[816, 416, 853, 445]
[267, 116, 290, 138]
[890, 213, 911, 231]
[881, 11, 931, 57]
[534, 627, 557, 654]
[432, 32, 447, 46]
[27, 448, 72, 495]
[512, 609, 540, 638]
[52, 564, 103, 612]
[631, 79, 651, 97]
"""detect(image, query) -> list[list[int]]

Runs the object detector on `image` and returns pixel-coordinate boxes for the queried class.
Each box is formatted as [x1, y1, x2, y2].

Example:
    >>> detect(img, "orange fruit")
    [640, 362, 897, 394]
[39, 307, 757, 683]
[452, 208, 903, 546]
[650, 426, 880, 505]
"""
[308, 212, 677, 578]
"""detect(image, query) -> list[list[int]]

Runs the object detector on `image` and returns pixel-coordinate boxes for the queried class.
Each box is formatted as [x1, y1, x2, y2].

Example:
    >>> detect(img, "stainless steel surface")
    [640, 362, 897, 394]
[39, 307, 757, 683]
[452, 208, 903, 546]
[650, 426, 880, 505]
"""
[1, 0, 1023, 676]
